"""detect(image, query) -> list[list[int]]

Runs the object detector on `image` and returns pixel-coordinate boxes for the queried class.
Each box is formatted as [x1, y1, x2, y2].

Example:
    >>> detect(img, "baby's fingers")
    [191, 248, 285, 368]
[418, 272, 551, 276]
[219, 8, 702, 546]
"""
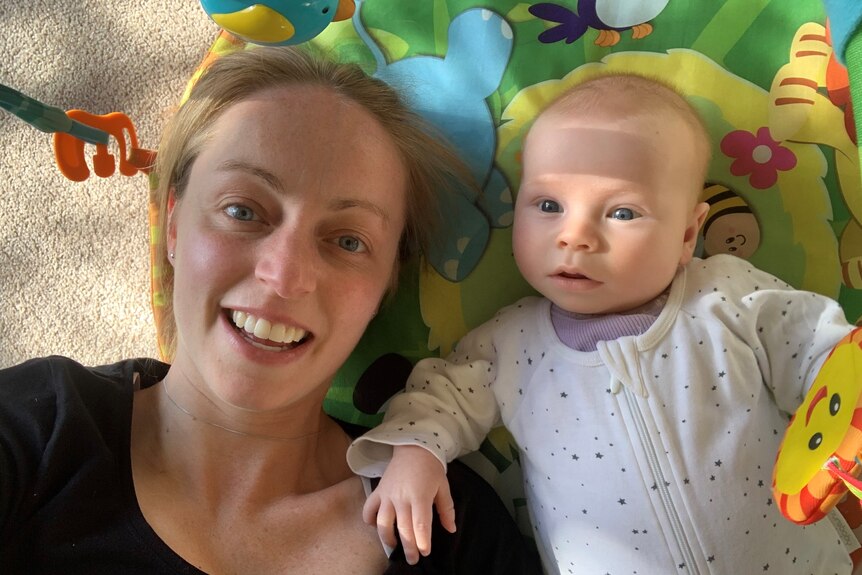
[434, 481, 457, 534]
[362, 492, 380, 526]
[394, 504, 421, 565]
[411, 501, 433, 558]
[371, 498, 399, 550]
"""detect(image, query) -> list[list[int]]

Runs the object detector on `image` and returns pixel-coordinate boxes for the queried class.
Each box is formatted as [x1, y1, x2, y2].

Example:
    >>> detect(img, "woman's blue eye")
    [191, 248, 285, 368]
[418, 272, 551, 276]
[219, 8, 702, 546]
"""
[539, 200, 562, 213]
[225, 205, 257, 221]
[610, 207, 640, 220]
[338, 236, 366, 253]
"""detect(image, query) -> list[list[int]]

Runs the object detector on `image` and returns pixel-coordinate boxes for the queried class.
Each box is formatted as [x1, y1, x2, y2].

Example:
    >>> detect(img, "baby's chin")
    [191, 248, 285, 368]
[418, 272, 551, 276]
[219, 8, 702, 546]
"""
[548, 299, 607, 316]
[549, 295, 659, 316]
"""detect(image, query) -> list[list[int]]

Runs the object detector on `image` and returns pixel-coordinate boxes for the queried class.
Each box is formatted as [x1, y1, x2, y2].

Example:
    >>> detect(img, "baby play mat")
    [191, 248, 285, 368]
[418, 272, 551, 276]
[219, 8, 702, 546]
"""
[147, 0, 862, 537]
[158, 0, 862, 423]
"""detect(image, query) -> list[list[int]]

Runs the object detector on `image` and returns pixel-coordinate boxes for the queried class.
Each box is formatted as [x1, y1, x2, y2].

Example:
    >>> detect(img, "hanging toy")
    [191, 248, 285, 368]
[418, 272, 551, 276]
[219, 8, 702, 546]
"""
[199, 1, 355, 46]
[824, 457, 862, 499]
[1, 83, 109, 146]
[772, 327, 862, 524]
[53, 110, 155, 182]
[0, 83, 154, 182]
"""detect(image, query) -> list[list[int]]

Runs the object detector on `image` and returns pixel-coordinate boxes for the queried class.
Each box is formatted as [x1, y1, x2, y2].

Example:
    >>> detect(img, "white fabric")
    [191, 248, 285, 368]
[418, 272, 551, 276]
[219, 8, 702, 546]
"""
[349, 256, 861, 574]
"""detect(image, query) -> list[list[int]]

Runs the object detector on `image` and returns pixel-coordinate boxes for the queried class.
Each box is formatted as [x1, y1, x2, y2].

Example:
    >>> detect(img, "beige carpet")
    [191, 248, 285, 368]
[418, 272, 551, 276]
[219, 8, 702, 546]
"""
[1, 1, 220, 368]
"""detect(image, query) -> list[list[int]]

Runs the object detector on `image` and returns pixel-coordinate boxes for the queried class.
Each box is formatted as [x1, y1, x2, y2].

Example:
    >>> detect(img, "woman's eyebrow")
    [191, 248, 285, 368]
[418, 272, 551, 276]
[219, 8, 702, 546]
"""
[217, 159, 284, 194]
[217, 159, 390, 225]
[328, 197, 390, 226]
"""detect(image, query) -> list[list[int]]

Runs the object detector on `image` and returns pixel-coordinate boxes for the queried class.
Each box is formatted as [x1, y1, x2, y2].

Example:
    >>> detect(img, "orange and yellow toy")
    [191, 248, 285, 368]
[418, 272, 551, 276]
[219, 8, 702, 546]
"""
[773, 327, 862, 524]
[53, 110, 154, 182]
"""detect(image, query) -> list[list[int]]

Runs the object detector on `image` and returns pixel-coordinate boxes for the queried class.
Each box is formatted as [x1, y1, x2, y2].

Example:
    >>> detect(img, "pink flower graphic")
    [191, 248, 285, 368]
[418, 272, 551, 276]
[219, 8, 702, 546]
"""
[720, 127, 797, 189]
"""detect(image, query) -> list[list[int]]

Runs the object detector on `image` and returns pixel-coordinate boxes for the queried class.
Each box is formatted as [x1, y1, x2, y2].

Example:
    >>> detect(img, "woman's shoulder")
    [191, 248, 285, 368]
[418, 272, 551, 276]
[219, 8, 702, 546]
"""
[0, 355, 168, 463]
[0, 355, 108, 410]
[0, 356, 171, 571]
[0, 355, 168, 406]
[0, 354, 166, 379]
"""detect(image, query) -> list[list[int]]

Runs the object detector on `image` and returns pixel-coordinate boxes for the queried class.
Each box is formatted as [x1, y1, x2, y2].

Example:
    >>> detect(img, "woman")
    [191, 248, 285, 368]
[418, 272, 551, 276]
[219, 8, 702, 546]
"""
[0, 46, 540, 574]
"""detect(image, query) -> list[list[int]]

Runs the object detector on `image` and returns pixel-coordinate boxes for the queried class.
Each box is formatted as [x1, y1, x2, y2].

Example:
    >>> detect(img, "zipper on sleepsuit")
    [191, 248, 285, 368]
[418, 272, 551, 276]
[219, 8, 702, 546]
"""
[623, 386, 700, 574]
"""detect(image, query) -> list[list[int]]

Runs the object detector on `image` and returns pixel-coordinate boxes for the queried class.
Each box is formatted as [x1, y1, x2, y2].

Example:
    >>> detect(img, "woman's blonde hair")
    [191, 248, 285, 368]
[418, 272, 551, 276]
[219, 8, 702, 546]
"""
[152, 45, 473, 358]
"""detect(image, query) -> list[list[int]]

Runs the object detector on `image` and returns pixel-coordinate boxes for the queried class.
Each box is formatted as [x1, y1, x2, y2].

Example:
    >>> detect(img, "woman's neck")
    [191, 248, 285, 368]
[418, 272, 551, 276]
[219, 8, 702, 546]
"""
[129, 383, 382, 575]
[131, 380, 355, 506]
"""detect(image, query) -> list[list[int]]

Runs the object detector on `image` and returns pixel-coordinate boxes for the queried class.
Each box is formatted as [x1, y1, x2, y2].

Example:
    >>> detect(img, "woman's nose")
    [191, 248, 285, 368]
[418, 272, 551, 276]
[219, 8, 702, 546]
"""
[255, 229, 318, 298]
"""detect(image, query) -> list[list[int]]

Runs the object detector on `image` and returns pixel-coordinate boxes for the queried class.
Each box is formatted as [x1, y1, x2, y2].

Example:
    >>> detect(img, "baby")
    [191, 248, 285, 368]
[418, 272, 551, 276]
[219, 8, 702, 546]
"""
[347, 73, 859, 574]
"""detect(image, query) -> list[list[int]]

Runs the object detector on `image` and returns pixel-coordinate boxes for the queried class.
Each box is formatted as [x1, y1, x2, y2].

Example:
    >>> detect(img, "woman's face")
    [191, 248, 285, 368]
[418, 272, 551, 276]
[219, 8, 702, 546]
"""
[167, 85, 407, 413]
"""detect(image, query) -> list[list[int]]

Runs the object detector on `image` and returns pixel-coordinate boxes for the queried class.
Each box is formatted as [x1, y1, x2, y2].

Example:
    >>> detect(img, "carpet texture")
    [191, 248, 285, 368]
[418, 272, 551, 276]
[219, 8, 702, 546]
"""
[1, 1, 219, 367]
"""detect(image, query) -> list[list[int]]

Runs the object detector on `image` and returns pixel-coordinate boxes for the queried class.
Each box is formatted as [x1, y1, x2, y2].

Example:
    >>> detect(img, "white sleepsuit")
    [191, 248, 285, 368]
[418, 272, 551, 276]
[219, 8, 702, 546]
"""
[347, 255, 859, 574]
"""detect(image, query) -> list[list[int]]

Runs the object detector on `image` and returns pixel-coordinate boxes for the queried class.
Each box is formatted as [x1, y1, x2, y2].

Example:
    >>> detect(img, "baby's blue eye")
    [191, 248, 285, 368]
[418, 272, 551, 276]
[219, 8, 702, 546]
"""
[539, 200, 562, 213]
[338, 236, 366, 253]
[610, 207, 640, 220]
[225, 204, 257, 221]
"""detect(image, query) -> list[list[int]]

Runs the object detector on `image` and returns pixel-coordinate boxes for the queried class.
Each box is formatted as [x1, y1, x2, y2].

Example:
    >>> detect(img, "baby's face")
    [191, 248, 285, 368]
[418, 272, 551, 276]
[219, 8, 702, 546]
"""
[512, 109, 707, 314]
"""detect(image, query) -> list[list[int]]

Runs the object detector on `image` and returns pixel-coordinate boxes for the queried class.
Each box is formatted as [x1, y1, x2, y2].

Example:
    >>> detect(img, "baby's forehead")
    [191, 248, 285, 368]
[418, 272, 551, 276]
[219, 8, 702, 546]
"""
[524, 123, 657, 175]
[525, 105, 688, 151]
[548, 81, 709, 151]
[529, 98, 708, 169]
[521, 109, 706, 200]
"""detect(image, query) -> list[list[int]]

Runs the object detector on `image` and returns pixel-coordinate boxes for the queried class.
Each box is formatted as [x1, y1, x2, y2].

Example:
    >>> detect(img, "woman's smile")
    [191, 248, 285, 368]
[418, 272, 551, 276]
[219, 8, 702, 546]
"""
[218, 310, 314, 369]
[228, 309, 311, 351]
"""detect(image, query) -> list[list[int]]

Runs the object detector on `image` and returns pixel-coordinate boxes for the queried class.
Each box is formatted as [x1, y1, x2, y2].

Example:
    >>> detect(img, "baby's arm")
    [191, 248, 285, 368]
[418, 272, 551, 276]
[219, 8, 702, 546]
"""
[692, 256, 854, 410]
[362, 444, 455, 565]
[348, 320, 504, 563]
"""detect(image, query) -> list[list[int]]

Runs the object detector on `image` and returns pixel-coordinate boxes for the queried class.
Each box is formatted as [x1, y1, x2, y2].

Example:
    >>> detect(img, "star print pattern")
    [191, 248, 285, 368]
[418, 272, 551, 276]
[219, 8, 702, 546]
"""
[348, 256, 857, 573]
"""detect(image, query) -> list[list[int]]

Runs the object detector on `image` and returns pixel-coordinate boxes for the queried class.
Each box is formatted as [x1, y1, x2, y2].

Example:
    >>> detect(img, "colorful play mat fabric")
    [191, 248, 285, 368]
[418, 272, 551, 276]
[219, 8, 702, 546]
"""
[149, 0, 862, 548]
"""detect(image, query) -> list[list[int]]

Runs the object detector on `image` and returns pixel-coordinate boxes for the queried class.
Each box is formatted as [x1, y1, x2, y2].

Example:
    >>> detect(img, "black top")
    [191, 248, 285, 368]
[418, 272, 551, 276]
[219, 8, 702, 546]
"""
[0, 356, 541, 574]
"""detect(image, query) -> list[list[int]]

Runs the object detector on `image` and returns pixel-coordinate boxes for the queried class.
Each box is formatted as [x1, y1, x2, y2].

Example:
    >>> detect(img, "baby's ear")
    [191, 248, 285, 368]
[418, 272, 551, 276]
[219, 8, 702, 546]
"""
[681, 201, 710, 264]
[692, 200, 709, 233]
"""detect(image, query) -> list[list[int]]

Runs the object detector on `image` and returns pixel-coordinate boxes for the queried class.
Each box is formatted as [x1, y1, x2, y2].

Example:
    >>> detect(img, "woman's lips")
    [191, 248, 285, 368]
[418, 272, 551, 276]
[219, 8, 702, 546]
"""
[227, 309, 311, 351]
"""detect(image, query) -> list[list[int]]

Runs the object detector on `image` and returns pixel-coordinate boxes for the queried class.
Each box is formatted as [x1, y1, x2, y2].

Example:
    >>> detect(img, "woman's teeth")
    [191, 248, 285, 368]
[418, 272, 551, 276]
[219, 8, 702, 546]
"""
[231, 310, 307, 344]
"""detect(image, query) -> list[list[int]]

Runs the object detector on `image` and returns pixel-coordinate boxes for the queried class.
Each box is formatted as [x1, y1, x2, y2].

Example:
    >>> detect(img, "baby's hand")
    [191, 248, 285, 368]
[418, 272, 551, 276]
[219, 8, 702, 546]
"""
[362, 444, 456, 565]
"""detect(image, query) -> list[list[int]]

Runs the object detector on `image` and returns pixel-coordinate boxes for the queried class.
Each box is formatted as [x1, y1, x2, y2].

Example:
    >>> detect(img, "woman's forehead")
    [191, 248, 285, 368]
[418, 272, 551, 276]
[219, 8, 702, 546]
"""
[207, 87, 393, 161]
[219, 85, 357, 131]
[190, 87, 408, 210]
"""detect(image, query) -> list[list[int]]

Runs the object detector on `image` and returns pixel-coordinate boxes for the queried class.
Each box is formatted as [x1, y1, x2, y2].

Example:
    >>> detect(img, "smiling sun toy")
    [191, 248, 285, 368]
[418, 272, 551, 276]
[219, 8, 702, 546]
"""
[773, 327, 862, 524]
[200, 1, 355, 46]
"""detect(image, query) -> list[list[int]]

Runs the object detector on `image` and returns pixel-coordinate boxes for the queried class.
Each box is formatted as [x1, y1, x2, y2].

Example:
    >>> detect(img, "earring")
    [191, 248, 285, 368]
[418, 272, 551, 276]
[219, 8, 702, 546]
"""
[169, 252, 175, 261]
